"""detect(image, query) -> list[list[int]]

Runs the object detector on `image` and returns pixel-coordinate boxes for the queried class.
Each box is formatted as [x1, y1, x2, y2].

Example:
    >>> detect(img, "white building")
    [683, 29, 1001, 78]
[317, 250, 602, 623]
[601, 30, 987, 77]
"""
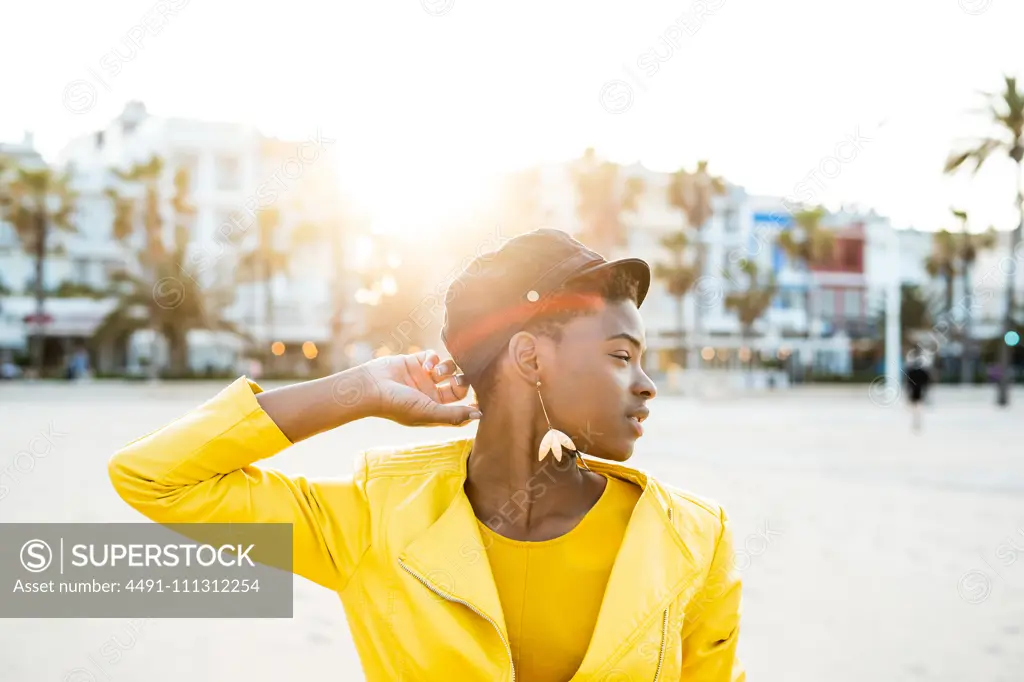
[0, 102, 352, 375]
[1, 131, 128, 368]
[490, 158, 1024, 377]
[5, 119, 1021, 378]
[889, 225, 1024, 354]
[516, 163, 859, 373]
[1, 131, 119, 297]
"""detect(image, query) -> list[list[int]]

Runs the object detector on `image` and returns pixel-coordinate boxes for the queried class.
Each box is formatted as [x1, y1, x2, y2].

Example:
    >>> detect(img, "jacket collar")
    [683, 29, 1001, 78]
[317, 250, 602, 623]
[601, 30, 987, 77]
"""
[397, 439, 705, 679]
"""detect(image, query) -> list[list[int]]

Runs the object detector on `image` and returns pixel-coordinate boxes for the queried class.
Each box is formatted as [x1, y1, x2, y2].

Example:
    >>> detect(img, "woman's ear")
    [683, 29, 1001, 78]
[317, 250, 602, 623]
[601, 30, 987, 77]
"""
[507, 331, 542, 384]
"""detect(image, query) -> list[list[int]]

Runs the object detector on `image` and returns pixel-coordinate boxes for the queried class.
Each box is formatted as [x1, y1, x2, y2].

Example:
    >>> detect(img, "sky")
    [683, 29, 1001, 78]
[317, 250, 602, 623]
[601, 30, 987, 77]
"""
[2, 0, 1022, 234]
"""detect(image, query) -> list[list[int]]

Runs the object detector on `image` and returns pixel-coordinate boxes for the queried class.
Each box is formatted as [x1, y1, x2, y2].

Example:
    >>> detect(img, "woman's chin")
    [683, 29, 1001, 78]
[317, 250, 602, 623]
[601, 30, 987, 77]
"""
[586, 439, 635, 463]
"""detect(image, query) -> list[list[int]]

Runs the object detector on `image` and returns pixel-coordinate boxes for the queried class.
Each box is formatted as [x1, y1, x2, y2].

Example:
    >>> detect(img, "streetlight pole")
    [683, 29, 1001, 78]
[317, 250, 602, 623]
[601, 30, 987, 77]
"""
[30, 204, 48, 378]
[996, 158, 1022, 406]
[885, 225, 902, 395]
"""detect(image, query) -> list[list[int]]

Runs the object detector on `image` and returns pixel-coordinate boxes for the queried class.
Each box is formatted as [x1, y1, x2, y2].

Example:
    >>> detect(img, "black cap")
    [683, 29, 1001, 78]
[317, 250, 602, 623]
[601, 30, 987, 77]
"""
[441, 228, 651, 380]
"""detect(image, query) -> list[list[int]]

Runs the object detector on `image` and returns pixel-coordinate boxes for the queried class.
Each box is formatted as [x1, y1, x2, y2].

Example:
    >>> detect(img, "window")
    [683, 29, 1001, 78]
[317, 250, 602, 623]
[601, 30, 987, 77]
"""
[214, 209, 245, 244]
[844, 242, 860, 270]
[216, 155, 241, 191]
[723, 206, 739, 233]
[175, 211, 198, 240]
[818, 289, 836, 317]
[104, 260, 127, 280]
[177, 153, 200, 191]
[0, 223, 17, 248]
[781, 289, 802, 310]
[844, 289, 862, 318]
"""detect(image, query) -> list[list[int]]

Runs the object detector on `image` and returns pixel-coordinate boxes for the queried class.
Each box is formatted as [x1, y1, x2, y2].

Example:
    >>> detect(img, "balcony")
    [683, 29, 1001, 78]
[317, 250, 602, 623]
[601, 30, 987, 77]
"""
[822, 316, 877, 339]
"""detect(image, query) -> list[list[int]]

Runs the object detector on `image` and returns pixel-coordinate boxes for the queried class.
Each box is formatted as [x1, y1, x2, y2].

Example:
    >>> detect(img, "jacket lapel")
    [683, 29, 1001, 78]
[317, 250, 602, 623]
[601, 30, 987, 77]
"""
[396, 450, 509, 645]
[569, 459, 705, 680]
[395, 443, 705, 680]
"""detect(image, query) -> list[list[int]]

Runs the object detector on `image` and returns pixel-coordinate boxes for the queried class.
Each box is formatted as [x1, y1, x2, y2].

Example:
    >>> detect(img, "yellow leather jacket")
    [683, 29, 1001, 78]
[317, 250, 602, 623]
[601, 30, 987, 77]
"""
[108, 377, 745, 681]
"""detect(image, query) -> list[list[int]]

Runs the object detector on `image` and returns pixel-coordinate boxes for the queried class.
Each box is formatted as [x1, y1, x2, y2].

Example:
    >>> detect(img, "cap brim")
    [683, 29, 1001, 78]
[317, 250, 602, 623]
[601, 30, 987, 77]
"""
[569, 257, 652, 306]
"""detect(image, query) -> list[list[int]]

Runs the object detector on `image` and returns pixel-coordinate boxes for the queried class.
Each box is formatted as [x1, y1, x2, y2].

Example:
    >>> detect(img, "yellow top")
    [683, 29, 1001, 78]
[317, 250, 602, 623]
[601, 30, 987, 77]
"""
[478, 474, 643, 682]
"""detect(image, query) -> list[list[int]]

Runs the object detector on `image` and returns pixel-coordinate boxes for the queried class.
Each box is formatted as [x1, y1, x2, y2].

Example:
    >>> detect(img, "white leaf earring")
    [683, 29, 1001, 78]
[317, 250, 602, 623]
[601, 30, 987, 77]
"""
[536, 380, 579, 464]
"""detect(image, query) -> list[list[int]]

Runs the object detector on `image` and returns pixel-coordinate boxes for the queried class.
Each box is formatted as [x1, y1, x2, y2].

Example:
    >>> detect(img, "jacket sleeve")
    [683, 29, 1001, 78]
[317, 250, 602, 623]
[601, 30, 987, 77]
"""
[107, 377, 371, 593]
[679, 506, 745, 681]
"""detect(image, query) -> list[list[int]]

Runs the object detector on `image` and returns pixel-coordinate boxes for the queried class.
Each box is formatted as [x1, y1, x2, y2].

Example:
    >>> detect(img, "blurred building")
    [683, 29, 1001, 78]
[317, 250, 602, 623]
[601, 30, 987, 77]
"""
[3, 118, 1022, 378]
[488, 161, 1022, 378]
[50, 101, 348, 374]
[0, 130, 124, 366]
[1, 132, 66, 296]
[887, 224, 1024, 366]
[514, 165, 861, 374]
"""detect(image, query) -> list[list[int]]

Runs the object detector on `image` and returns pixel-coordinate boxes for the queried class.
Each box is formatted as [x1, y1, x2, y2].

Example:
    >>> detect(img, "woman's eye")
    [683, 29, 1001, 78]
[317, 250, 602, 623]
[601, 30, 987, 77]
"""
[611, 354, 631, 363]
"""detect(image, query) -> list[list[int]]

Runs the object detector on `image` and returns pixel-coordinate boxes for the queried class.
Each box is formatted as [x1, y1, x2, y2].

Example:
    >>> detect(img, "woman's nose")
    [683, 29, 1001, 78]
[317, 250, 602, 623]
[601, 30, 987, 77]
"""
[634, 369, 657, 400]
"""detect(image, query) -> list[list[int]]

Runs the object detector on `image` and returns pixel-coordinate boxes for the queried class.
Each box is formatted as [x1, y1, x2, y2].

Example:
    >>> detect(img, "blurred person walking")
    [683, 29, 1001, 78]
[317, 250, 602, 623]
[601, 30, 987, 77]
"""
[905, 351, 933, 432]
[65, 346, 90, 380]
[108, 229, 744, 681]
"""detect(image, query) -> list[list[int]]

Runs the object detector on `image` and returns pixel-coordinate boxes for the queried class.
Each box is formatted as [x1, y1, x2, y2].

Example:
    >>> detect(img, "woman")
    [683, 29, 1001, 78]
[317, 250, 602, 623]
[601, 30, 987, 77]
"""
[109, 228, 744, 681]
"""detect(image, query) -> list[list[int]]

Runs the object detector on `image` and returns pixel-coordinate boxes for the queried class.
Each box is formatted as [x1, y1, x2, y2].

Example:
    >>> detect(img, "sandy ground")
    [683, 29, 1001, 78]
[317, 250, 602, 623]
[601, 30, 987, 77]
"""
[0, 380, 1022, 681]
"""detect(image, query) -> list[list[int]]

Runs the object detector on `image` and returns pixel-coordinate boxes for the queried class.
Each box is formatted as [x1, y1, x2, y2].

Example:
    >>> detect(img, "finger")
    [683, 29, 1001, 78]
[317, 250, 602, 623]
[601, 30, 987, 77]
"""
[436, 375, 471, 404]
[420, 350, 442, 373]
[419, 402, 482, 427]
[402, 354, 442, 402]
[430, 358, 459, 381]
[409, 349, 433, 366]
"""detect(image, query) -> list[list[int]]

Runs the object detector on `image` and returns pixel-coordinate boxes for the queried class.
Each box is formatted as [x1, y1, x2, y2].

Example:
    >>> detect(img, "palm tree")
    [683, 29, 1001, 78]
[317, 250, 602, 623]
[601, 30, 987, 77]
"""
[114, 155, 164, 258]
[104, 160, 230, 375]
[110, 155, 165, 378]
[234, 207, 288, 370]
[0, 164, 78, 377]
[257, 207, 284, 356]
[666, 160, 726, 370]
[950, 209, 998, 383]
[898, 284, 939, 347]
[653, 231, 699, 366]
[724, 259, 778, 371]
[945, 74, 1024, 405]
[96, 255, 242, 376]
[777, 206, 835, 374]
[570, 148, 644, 255]
[925, 228, 959, 329]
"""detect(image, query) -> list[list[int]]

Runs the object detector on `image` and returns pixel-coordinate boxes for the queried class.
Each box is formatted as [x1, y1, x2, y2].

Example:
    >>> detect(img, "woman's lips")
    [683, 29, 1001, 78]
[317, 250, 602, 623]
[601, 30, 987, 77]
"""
[627, 415, 644, 437]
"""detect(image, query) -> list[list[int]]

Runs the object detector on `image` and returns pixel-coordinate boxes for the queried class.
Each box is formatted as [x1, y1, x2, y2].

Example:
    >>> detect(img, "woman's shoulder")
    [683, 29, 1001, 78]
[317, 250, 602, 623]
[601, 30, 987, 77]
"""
[664, 484, 726, 520]
[643, 479, 736, 572]
[646, 477, 729, 537]
[360, 437, 473, 479]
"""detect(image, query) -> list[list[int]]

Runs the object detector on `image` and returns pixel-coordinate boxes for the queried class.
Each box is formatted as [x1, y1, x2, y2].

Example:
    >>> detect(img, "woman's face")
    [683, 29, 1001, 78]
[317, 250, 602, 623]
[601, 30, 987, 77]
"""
[538, 299, 657, 461]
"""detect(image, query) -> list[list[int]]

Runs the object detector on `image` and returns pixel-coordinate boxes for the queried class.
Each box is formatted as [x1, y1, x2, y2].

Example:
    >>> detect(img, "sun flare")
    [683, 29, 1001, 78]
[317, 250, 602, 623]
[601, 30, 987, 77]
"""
[342, 149, 499, 238]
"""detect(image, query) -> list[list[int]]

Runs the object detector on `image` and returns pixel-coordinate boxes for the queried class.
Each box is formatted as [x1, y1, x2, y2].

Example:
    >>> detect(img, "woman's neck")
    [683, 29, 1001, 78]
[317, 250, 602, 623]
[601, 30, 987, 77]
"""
[464, 403, 605, 540]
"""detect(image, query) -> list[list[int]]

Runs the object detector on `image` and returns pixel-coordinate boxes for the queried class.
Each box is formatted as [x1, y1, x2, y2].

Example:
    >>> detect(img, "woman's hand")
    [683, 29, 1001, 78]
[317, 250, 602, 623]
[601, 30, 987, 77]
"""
[352, 350, 480, 427]
[257, 350, 479, 443]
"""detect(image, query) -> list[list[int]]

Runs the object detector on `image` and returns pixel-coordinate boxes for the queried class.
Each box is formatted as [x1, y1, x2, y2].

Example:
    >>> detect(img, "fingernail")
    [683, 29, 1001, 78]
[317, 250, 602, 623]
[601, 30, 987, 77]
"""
[469, 410, 482, 420]
[434, 365, 445, 377]
[423, 361, 434, 372]
[454, 374, 467, 386]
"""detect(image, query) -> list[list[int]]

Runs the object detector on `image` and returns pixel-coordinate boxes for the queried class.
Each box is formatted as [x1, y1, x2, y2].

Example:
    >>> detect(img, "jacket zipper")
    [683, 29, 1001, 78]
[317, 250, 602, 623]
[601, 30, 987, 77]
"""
[398, 558, 516, 682]
[652, 609, 669, 681]
[652, 506, 673, 681]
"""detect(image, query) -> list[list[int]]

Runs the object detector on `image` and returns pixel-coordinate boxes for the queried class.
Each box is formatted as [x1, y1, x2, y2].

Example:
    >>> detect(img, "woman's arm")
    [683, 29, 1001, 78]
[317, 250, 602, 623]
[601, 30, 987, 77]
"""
[254, 366, 378, 442]
[108, 352, 476, 592]
[679, 507, 746, 681]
